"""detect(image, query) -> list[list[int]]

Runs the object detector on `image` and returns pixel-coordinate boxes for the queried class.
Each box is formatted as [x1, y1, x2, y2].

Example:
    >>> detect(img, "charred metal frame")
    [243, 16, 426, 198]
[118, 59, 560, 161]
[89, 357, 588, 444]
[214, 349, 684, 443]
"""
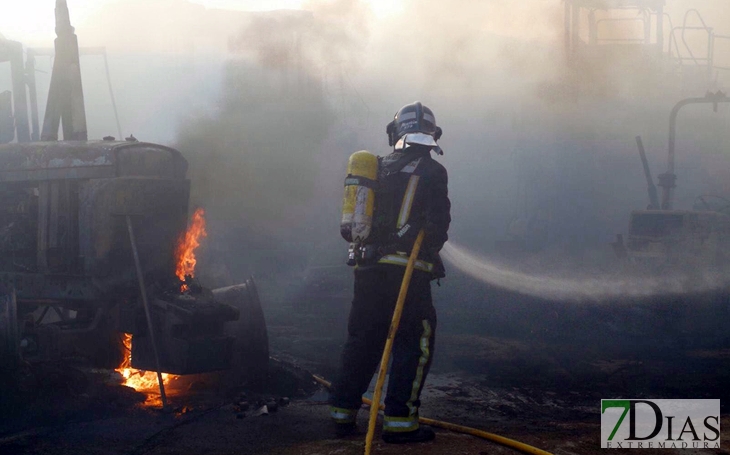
[0, 1, 266, 384]
[41, 0, 87, 141]
[0, 139, 242, 376]
[30, 46, 124, 141]
[0, 140, 195, 369]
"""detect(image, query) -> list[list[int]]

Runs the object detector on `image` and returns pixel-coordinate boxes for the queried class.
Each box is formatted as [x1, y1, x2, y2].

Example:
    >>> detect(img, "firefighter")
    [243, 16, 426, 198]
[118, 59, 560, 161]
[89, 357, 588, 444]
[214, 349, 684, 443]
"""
[330, 102, 451, 443]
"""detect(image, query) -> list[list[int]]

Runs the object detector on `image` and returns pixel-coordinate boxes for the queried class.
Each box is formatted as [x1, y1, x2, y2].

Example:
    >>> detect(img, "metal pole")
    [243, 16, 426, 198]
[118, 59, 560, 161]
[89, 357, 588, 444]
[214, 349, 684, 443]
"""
[126, 215, 168, 409]
[8, 40, 31, 143]
[636, 136, 660, 210]
[708, 31, 715, 84]
[588, 10, 597, 46]
[656, 5, 664, 54]
[42, 0, 88, 141]
[664, 92, 730, 209]
[25, 49, 40, 141]
[102, 51, 123, 140]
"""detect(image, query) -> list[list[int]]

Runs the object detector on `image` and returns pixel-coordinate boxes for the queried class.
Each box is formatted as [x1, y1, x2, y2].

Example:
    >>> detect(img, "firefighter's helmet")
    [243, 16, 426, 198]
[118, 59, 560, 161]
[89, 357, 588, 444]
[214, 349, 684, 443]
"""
[386, 101, 443, 154]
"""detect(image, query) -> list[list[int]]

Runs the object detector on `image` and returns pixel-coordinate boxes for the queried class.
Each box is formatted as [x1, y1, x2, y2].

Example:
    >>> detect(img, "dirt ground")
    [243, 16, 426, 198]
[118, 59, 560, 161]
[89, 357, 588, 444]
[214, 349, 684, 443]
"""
[2, 381, 729, 455]
[2, 269, 730, 455]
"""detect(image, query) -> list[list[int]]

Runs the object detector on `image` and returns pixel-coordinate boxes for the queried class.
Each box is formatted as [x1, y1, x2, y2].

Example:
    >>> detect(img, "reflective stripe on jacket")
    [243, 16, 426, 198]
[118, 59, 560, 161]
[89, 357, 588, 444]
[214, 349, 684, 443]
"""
[378, 253, 433, 273]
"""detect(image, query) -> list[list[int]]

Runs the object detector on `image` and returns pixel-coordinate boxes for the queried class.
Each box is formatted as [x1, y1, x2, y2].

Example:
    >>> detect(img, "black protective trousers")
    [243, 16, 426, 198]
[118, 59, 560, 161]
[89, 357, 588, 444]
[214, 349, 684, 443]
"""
[330, 264, 437, 430]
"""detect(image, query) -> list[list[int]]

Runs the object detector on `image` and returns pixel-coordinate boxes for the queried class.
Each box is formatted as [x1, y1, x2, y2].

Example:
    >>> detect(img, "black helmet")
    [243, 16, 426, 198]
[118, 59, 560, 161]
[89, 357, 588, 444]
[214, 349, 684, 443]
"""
[386, 102, 443, 152]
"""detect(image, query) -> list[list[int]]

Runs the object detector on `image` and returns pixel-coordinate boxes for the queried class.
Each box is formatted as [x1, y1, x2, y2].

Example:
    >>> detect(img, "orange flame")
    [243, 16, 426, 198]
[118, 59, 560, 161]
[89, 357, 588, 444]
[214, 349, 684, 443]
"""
[175, 208, 207, 291]
[116, 333, 179, 406]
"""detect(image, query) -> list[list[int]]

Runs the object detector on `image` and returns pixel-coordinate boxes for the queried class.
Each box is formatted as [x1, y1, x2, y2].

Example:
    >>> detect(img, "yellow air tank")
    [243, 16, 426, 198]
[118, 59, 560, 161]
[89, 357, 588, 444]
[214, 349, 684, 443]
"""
[341, 150, 378, 244]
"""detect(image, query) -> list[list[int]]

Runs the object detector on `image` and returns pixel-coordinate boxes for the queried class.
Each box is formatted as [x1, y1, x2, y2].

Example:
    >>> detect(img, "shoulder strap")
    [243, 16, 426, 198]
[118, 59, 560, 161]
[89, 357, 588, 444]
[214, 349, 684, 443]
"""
[396, 174, 420, 229]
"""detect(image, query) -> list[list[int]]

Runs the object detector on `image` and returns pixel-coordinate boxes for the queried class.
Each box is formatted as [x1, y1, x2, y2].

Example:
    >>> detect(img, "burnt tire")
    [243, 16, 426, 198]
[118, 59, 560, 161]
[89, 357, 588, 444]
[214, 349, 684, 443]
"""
[214, 277, 269, 389]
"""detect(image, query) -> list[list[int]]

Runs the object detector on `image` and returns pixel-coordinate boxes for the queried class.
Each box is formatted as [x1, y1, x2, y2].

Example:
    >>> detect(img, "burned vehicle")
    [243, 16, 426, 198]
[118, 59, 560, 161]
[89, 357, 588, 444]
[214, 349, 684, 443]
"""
[0, 1, 268, 402]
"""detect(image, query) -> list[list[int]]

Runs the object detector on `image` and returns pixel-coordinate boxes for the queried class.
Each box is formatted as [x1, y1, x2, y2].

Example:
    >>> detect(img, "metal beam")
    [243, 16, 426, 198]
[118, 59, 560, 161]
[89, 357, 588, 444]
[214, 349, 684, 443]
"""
[41, 0, 87, 141]
[566, 0, 664, 11]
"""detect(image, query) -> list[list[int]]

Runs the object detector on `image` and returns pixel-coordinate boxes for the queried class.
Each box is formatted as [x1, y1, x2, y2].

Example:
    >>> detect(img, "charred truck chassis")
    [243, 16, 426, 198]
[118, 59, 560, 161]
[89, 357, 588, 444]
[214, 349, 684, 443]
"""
[0, 140, 266, 379]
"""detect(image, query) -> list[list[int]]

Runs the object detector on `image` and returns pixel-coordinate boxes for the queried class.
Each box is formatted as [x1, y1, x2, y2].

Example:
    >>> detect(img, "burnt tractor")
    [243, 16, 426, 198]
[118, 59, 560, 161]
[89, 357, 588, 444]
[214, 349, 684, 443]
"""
[0, 1, 268, 403]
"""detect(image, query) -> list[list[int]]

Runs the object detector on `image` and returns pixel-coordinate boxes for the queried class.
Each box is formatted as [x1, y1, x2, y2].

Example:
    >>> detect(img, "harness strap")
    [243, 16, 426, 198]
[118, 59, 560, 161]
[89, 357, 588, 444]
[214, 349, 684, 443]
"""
[344, 175, 377, 190]
[397, 175, 420, 229]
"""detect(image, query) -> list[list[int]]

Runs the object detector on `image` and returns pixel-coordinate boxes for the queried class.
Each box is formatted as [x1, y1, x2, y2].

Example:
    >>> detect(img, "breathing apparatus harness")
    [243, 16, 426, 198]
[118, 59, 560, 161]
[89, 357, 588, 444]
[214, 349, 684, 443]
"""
[351, 149, 428, 260]
[341, 101, 444, 271]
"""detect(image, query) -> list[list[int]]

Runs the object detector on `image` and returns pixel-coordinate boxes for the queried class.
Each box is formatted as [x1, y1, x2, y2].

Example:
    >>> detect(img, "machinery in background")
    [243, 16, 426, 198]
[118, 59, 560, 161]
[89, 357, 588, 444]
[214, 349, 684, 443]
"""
[614, 91, 730, 270]
[501, 2, 730, 260]
[564, 0, 729, 93]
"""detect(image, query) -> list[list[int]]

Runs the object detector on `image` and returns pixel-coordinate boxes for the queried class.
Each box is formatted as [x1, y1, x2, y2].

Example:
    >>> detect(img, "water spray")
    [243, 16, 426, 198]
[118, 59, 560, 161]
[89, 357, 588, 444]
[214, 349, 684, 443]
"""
[441, 241, 729, 302]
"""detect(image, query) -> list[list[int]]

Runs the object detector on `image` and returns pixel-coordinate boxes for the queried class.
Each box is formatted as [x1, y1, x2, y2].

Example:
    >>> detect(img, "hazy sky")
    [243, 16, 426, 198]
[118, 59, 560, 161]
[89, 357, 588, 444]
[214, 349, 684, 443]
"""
[0, 0, 402, 44]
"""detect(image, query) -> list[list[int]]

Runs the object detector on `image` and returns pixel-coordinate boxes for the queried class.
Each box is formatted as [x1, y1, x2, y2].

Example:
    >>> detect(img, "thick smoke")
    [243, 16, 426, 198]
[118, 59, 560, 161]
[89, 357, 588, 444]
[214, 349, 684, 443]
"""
[174, 0, 371, 283]
[229, 0, 370, 72]
[58, 0, 730, 292]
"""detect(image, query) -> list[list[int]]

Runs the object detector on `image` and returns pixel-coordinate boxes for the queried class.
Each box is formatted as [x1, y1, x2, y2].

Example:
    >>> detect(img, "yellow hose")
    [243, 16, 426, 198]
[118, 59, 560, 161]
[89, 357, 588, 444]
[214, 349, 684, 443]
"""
[418, 417, 553, 455]
[315, 374, 553, 455]
[364, 229, 426, 455]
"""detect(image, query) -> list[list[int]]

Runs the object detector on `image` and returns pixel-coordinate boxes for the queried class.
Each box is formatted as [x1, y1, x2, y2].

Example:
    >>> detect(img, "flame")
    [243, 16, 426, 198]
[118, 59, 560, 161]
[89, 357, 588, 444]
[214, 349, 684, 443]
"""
[175, 208, 207, 291]
[116, 333, 179, 406]
[115, 210, 207, 404]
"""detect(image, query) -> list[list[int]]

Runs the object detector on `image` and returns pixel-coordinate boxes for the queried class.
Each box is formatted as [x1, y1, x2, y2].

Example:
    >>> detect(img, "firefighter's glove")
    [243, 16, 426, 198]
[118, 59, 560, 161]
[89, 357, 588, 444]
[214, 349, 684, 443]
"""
[430, 251, 446, 280]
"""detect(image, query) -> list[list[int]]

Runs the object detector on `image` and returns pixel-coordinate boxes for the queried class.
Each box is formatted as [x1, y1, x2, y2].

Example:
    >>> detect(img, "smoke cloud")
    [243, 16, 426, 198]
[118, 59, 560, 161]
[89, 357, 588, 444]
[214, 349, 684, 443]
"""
[31, 0, 727, 292]
[167, 0, 730, 292]
[170, 0, 371, 282]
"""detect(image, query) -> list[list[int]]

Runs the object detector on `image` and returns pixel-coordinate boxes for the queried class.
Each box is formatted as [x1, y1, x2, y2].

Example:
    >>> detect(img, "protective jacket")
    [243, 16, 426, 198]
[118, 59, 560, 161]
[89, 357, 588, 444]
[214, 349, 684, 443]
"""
[367, 144, 451, 277]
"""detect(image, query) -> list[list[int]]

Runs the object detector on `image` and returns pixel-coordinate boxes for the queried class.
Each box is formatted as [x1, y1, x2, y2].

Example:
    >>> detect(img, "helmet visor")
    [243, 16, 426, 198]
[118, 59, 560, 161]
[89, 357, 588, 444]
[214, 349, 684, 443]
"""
[394, 132, 439, 149]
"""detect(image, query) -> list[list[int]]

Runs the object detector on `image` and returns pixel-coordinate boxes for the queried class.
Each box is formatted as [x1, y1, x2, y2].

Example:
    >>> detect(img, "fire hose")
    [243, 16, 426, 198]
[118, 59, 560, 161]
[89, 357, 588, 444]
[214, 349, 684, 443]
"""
[363, 229, 425, 455]
[314, 229, 554, 455]
[312, 375, 553, 455]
